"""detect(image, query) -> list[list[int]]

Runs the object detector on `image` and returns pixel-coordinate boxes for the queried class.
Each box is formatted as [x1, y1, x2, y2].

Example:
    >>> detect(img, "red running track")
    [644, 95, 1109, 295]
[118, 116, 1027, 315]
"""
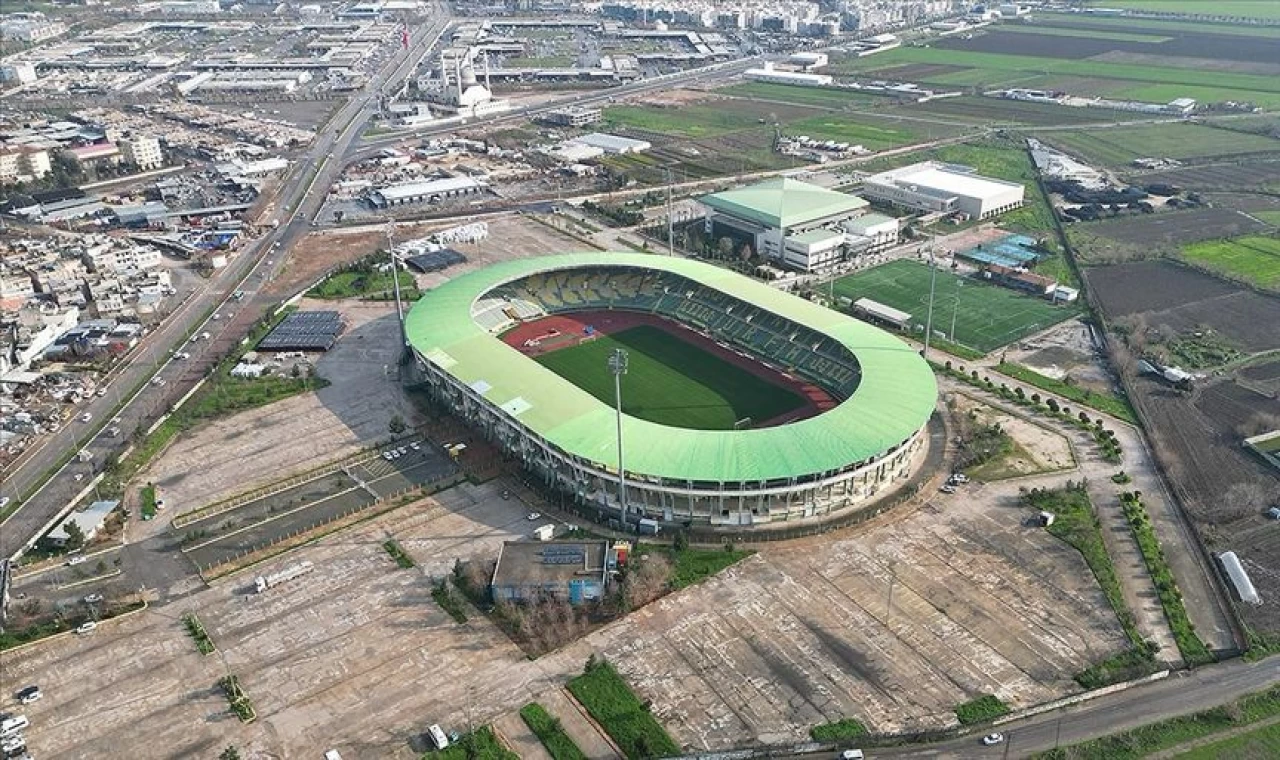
[500, 309, 836, 428]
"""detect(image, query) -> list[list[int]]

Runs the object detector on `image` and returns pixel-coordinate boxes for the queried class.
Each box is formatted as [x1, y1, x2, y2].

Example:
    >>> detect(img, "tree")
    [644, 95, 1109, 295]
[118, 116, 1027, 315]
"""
[63, 521, 86, 552]
[219, 747, 241, 760]
[388, 415, 406, 436]
[716, 236, 734, 259]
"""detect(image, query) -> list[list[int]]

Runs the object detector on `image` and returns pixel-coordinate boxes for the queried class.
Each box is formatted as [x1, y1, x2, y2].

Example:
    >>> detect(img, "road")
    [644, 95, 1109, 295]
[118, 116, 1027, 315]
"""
[0, 8, 452, 562]
[773, 657, 1280, 759]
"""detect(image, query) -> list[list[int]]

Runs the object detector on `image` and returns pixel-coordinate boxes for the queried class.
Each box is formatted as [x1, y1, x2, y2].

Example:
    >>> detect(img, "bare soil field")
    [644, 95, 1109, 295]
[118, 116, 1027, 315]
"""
[1078, 208, 1267, 248]
[1132, 161, 1280, 191]
[938, 25, 1280, 65]
[951, 395, 1075, 478]
[272, 220, 454, 296]
[904, 96, 1163, 126]
[862, 63, 972, 80]
[411, 214, 589, 290]
[1238, 359, 1280, 394]
[1089, 50, 1280, 77]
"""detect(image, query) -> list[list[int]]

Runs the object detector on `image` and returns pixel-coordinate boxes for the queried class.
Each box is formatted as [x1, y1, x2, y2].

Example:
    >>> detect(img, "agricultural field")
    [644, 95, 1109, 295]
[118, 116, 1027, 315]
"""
[1131, 160, 1280, 191]
[832, 259, 1078, 353]
[534, 325, 806, 430]
[1093, 0, 1280, 19]
[1084, 260, 1280, 633]
[1070, 208, 1269, 260]
[899, 95, 1168, 126]
[719, 81, 891, 110]
[782, 113, 933, 151]
[1040, 123, 1280, 166]
[1181, 235, 1280, 290]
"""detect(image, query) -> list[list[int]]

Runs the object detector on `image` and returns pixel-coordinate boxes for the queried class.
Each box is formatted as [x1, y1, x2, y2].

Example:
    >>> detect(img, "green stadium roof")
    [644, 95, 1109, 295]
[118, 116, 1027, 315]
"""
[700, 178, 869, 230]
[404, 253, 936, 483]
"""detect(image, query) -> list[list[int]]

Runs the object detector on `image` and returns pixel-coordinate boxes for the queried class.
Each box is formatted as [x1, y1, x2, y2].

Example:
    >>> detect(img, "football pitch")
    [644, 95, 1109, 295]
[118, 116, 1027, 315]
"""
[534, 325, 806, 430]
[833, 260, 1079, 353]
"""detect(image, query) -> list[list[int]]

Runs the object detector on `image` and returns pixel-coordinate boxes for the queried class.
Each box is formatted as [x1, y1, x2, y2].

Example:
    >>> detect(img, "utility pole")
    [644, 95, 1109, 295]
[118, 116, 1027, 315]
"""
[608, 349, 629, 518]
[665, 167, 674, 256]
[922, 239, 938, 360]
[950, 278, 962, 344]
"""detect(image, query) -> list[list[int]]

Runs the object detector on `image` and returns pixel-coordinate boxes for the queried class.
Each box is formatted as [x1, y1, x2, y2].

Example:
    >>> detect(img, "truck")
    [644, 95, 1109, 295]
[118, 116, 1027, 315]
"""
[76, 449, 93, 462]
[638, 518, 661, 535]
[254, 560, 314, 593]
[533, 524, 555, 542]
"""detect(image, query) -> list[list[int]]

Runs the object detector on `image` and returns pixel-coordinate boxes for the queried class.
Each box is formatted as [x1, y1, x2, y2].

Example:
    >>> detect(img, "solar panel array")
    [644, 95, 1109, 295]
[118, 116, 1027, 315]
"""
[258, 311, 343, 351]
[541, 545, 585, 565]
[405, 248, 467, 273]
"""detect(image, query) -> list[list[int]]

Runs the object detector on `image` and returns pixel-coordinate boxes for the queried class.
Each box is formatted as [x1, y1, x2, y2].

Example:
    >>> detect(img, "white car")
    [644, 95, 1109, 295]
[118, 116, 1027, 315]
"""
[80, 413, 92, 423]
[410, 442, 421, 451]
[0, 497, 9, 510]
[982, 733, 1005, 746]
[526, 512, 541, 521]
[840, 751, 863, 760]
[66, 556, 87, 566]
[382, 452, 394, 461]
[84, 593, 104, 604]
[75, 621, 98, 635]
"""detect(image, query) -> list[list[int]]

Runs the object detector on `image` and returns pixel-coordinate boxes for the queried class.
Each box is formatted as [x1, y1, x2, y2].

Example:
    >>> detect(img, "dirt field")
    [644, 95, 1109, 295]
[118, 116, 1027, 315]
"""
[412, 214, 589, 290]
[500, 309, 836, 424]
[936, 24, 1280, 66]
[1130, 161, 1280, 192]
[950, 394, 1075, 479]
[1078, 208, 1268, 249]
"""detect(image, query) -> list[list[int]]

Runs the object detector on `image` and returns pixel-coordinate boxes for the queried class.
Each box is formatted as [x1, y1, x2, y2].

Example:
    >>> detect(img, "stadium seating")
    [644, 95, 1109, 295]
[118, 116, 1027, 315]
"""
[500, 266, 863, 398]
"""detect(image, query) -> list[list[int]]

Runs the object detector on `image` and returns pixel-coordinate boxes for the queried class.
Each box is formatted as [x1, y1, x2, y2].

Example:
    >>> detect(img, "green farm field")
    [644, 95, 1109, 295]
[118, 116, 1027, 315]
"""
[991, 24, 1172, 43]
[534, 325, 806, 429]
[1173, 719, 1280, 760]
[1036, 11, 1280, 38]
[1042, 123, 1280, 166]
[1093, 0, 1280, 20]
[833, 260, 1078, 353]
[1181, 236, 1280, 289]
[719, 81, 890, 109]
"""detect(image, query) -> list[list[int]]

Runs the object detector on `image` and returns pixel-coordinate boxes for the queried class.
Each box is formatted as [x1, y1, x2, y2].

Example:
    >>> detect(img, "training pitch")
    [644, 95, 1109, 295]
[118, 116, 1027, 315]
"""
[834, 260, 1078, 353]
[534, 324, 807, 430]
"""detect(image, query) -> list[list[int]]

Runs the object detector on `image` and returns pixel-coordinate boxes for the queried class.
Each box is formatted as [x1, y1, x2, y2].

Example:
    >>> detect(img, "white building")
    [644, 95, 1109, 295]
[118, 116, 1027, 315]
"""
[568, 133, 651, 155]
[862, 161, 1025, 220]
[0, 62, 38, 84]
[82, 242, 163, 274]
[0, 145, 52, 183]
[842, 212, 899, 253]
[0, 17, 67, 44]
[120, 136, 164, 170]
[745, 62, 833, 87]
[45, 500, 118, 548]
[369, 176, 487, 207]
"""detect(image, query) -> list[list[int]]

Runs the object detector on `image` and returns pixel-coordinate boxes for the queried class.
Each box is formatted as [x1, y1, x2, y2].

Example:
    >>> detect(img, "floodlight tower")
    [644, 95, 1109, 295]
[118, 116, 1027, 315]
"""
[608, 348, 629, 516]
[922, 238, 938, 360]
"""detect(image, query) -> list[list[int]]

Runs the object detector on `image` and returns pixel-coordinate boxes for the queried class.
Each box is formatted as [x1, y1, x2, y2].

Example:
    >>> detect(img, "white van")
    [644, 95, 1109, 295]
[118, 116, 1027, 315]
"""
[428, 724, 449, 750]
[0, 715, 29, 737]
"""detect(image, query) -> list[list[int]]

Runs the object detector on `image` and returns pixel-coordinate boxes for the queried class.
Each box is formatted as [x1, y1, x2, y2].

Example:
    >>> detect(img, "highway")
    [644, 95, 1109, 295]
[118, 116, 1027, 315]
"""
[0, 8, 451, 561]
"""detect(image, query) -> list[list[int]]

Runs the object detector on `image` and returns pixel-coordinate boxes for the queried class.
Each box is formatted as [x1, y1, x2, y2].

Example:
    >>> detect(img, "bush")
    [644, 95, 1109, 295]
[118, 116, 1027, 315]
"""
[955, 694, 1010, 726]
[810, 718, 869, 742]
[425, 726, 518, 760]
[520, 703, 588, 760]
[567, 659, 679, 759]
[183, 613, 216, 655]
[382, 539, 415, 569]
[431, 579, 468, 623]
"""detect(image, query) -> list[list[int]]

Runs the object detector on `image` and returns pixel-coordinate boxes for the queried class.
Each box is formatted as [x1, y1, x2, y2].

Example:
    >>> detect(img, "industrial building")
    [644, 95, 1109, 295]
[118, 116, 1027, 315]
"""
[568, 133, 650, 155]
[701, 178, 884, 271]
[490, 540, 612, 605]
[368, 176, 487, 207]
[745, 62, 833, 87]
[541, 106, 602, 127]
[862, 161, 1025, 220]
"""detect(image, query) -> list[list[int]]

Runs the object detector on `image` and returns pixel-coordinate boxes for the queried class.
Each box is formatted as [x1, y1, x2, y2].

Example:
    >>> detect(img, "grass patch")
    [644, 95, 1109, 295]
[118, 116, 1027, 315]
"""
[424, 726, 517, 760]
[955, 694, 1010, 726]
[810, 718, 869, 742]
[666, 544, 753, 589]
[567, 658, 679, 759]
[140, 484, 158, 520]
[1034, 683, 1280, 759]
[219, 674, 256, 723]
[534, 325, 806, 430]
[182, 613, 216, 655]
[833, 260, 1077, 353]
[520, 703, 588, 760]
[382, 539, 415, 569]
[1094, 0, 1280, 20]
[1023, 485, 1158, 687]
[505, 55, 573, 67]
[1181, 235, 1280, 291]
[720, 81, 889, 109]
[1119, 491, 1215, 666]
[0, 600, 145, 651]
[602, 104, 772, 139]
[431, 579, 468, 623]
[996, 362, 1137, 424]
[1174, 720, 1280, 760]
[1042, 123, 1280, 166]
[308, 269, 418, 300]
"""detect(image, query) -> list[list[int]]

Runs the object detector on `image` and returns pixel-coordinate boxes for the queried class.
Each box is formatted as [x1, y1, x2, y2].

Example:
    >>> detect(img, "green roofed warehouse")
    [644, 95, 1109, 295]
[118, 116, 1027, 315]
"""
[405, 253, 936, 528]
[700, 178, 897, 272]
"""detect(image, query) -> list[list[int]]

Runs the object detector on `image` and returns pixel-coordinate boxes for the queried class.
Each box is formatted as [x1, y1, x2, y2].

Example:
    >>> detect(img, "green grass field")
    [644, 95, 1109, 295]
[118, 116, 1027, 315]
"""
[992, 24, 1173, 43]
[719, 81, 889, 109]
[1174, 721, 1280, 760]
[1181, 235, 1280, 289]
[833, 260, 1078, 353]
[1095, 0, 1280, 20]
[1037, 11, 1280, 38]
[602, 104, 773, 138]
[785, 114, 929, 150]
[1042, 123, 1280, 166]
[535, 325, 805, 430]
[567, 661, 680, 760]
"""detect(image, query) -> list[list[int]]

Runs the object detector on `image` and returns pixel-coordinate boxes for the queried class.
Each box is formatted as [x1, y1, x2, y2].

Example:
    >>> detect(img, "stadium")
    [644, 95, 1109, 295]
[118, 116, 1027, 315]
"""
[404, 253, 937, 527]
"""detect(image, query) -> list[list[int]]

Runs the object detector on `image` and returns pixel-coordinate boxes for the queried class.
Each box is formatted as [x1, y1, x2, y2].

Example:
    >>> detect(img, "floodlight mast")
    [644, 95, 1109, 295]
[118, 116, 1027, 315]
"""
[609, 348, 629, 517]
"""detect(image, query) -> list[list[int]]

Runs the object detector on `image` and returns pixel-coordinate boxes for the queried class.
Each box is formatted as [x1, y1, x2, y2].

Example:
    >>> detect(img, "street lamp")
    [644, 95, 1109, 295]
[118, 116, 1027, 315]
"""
[608, 348, 629, 516]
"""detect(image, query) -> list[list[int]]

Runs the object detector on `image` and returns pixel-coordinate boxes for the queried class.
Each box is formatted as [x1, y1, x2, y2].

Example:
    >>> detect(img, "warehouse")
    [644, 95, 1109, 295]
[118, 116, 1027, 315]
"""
[568, 132, 650, 155]
[368, 176, 487, 207]
[745, 62, 833, 87]
[862, 161, 1025, 220]
[700, 177, 872, 272]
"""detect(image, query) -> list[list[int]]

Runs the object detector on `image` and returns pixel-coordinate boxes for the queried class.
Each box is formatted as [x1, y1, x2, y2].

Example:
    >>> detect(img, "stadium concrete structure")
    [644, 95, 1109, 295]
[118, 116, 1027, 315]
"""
[700, 178, 885, 272]
[405, 254, 937, 528]
[861, 161, 1026, 220]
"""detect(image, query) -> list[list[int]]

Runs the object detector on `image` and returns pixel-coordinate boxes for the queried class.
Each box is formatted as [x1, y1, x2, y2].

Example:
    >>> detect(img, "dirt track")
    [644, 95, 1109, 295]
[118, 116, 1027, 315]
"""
[500, 309, 836, 427]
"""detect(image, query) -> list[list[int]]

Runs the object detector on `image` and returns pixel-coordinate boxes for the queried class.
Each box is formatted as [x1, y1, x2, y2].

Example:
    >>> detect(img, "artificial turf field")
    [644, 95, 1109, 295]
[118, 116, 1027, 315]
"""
[534, 325, 805, 430]
[833, 260, 1079, 353]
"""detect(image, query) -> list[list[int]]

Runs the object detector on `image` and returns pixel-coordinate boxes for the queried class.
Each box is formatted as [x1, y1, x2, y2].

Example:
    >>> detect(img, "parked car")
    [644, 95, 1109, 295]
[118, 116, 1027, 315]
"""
[79, 413, 92, 423]
[982, 733, 1005, 746]
[526, 512, 541, 521]
[840, 751, 863, 760]
[83, 594, 104, 604]
[15, 686, 40, 705]
[75, 621, 97, 635]
[66, 556, 87, 566]
[940, 485, 957, 494]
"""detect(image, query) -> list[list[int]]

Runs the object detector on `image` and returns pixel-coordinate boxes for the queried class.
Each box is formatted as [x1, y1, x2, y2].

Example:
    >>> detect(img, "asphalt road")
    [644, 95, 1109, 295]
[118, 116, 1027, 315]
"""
[0, 8, 451, 562]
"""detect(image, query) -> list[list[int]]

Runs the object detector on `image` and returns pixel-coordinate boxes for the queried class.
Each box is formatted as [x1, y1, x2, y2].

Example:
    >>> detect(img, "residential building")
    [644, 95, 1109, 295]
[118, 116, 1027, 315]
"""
[0, 62, 38, 84]
[0, 145, 52, 183]
[0, 17, 68, 44]
[119, 136, 164, 170]
[67, 143, 122, 167]
[541, 106, 602, 127]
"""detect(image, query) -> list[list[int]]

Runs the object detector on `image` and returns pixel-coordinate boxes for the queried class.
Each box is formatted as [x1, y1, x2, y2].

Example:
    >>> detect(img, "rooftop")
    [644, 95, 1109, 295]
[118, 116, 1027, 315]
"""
[866, 161, 1024, 201]
[404, 253, 936, 482]
[492, 540, 609, 587]
[701, 177, 868, 230]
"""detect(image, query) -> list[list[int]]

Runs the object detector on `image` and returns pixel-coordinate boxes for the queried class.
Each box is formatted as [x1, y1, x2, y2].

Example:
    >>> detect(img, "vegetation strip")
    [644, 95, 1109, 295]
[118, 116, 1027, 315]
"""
[219, 674, 256, 723]
[996, 362, 1138, 424]
[423, 726, 517, 760]
[1118, 492, 1214, 666]
[431, 579, 468, 623]
[1034, 683, 1280, 759]
[810, 718, 869, 742]
[140, 484, 159, 520]
[566, 658, 680, 759]
[955, 694, 1010, 726]
[519, 702, 588, 760]
[182, 613, 216, 655]
[382, 539, 415, 569]
[1023, 485, 1158, 688]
